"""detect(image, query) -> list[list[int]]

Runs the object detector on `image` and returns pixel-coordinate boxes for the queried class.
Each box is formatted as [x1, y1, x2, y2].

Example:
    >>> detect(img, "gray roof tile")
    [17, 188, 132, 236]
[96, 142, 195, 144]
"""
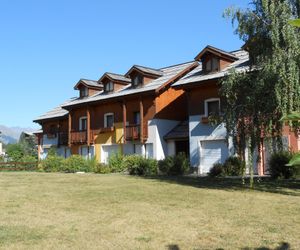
[173, 50, 249, 87]
[74, 79, 103, 90]
[63, 61, 197, 108]
[164, 121, 189, 140]
[126, 65, 163, 77]
[33, 98, 76, 122]
[99, 73, 131, 83]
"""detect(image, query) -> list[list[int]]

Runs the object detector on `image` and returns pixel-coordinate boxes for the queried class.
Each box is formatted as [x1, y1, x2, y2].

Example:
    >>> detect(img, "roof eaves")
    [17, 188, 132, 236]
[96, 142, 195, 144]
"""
[125, 65, 163, 78]
[194, 45, 239, 61]
[155, 61, 199, 94]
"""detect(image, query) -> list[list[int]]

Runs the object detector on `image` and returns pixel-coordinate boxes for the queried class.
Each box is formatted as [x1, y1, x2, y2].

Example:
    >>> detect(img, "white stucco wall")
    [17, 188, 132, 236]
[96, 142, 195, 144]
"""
[79, 145, 95, 159]
[147, 119, 180, 160]
[189, 115, 233, 171]
[42, 134, 58, 147]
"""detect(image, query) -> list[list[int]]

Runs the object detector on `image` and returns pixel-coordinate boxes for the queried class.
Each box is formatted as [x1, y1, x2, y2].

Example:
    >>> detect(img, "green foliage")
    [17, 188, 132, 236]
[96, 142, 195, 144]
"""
[158, 153, 190, 176]
[93, 163, 112, 174]
[208, 156, 245, 177]
[62, 155, 91, 173]
[222, 0, 300, 187]
[108, 152, 126, 173]
[269, 151, 293, 179]
[124, 155, 158, 176]
[41, 155, 64, 172]
[6, 144, 24, 161]
[18, 133, 37, 158]
[289, 18, 300, 27]
[288, 152, 300, 167]
[208, 163, 224, 177]
[47, 147, 57, 156]
[223, 156, 245, 176]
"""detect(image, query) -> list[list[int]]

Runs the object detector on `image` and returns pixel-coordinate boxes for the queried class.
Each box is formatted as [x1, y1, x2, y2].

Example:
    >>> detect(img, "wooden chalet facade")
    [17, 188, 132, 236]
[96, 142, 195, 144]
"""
[34, 45, 300, 174]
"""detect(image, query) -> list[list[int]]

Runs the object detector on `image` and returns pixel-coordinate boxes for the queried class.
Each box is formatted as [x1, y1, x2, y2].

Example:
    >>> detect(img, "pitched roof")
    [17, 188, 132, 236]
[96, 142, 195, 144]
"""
[125, 65, 163, 77]
[63, 61, 198, 109]
[98, 72, 131, 84]
[173, 50, 249, 87]
[74, 79, 103, 90]
[164, 121, 189, 140]
[194, 45, 239, 61]
[33, 98, 76, 123]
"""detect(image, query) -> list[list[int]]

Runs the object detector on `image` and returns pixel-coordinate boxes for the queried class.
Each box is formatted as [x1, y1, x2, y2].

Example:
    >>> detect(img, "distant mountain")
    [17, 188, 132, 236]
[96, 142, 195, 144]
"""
[0, 125, 36, 144]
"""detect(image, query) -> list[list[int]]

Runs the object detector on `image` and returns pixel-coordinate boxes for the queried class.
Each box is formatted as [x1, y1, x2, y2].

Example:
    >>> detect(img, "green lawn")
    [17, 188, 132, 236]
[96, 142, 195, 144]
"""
[0, 173, 299, 249]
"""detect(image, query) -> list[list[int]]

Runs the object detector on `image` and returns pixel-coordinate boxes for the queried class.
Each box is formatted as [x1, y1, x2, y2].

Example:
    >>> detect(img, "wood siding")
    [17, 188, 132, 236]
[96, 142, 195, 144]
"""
[155, 88, 187, 120]
[186, 81, 220, 116]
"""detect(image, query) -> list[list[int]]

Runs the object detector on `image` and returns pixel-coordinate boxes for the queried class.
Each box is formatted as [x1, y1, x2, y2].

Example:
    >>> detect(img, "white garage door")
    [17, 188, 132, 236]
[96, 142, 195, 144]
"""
[201, 140, 229, 173]
[101, 145, 120, 164]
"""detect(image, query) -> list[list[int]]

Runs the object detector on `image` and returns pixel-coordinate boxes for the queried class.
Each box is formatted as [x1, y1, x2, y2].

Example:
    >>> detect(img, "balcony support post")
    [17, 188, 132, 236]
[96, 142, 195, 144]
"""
[123, 101, 127, 144]
[140, 98, 144, 143]
[87, 106, 91, 146]
[68, 111, 72, 147]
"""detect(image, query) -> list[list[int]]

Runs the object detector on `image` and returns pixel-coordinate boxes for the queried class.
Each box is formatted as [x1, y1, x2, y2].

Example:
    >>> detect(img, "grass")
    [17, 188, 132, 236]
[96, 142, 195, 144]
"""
[0, 173, 299, 249]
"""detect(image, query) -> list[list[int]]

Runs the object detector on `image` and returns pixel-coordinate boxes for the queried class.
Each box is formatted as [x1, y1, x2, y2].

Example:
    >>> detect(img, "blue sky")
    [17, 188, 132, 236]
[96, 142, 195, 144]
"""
[0, 0, 249, 128]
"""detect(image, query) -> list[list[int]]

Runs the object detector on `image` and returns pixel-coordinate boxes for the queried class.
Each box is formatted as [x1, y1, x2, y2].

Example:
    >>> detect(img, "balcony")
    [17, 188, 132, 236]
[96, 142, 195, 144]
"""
[70, 130, 87, 144]
[126, 125, 140, 140]
[126, 124, 148, 141]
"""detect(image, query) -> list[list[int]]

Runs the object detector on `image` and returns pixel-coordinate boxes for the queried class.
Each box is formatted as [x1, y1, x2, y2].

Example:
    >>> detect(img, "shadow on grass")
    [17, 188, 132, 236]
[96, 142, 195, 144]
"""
[141, 175, 300, 196]
[166, 242, 291, 250]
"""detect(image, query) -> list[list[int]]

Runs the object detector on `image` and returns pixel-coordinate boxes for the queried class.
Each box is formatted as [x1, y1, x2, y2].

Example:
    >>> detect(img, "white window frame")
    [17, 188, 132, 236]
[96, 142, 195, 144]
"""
[104, 113, 114, 128]
[79, 116, 87, 131]
[204, 98, 220, 117]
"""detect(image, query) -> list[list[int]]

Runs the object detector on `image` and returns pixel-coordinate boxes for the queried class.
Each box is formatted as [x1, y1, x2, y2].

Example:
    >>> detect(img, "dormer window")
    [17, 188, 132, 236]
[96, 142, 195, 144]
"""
[132, 75, 143, 87]
[80, 87, 88, 98]
[205, 57, 219, 72]
[104, 81, 114, 92]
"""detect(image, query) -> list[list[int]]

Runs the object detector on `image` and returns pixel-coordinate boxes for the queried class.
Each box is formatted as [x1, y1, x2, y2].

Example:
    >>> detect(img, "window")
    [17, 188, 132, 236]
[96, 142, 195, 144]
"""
[104, 113, 114, 128]
[79, 117, 87, 131]
[132, 75, 143, 87]
[205, 98, 220, 116]
[205, 57, 219, 72]
[104, 81, 114, 92]
[48, 124, 57, 138]
[133, 111, 141, 125]
[80, 87, 88, 98]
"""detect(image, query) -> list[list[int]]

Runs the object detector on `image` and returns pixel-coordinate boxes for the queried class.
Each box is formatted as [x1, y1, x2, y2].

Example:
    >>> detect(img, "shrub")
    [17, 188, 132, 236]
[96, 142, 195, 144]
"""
[62, 155, 90, 173]
[123, 155, 158, 176]
[285, 152, 300, 179]
[47, 147, 58, 156]
[108, 152, 126, 173]
[93, 163, 112, 174]
[208, 163, 224, 177]
[158, 153, 189, 176]
[86, 157, 97, 172]
[223, 156, 245, 176]
[269, 151, 293, 179]
[20, 155, 38, 171]
[41, 155, 64, 172]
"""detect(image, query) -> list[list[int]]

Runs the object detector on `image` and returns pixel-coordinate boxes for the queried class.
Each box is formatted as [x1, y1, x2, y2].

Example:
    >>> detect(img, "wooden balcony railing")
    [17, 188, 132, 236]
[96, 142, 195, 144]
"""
[126, 125, 140, 140]
[70, 129, 102, 145]
[70, 130, 87, 144]
[126, 124, 148, 141]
